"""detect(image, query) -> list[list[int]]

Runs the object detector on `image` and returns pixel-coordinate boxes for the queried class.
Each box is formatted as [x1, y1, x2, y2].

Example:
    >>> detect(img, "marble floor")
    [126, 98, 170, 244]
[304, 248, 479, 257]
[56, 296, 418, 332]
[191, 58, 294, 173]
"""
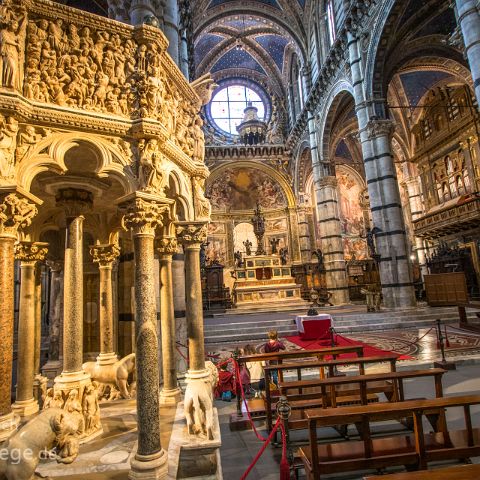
[28, 310, 480, 480]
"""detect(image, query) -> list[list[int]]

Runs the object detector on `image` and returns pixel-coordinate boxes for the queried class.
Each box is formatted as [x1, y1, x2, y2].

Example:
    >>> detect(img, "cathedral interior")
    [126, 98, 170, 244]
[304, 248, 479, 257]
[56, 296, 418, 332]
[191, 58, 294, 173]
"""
[3, 0, 480, 479]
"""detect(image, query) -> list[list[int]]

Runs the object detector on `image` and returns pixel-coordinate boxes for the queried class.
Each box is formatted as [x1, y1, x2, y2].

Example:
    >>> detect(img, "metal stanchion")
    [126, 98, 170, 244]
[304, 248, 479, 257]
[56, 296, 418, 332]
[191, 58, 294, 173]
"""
[276, 396, 293, 478]
[434, 318, 456, 370]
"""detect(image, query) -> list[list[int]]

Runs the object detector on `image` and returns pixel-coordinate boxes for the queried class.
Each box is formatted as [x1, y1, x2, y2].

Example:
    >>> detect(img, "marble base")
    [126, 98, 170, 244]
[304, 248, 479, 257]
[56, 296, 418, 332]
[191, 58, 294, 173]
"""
[129, 449, 168, 480]
[0, 412, 20, 443]
[159, 387, 182, 405]
[11, 397, 39, 417]
[97, 352, 118, 366]
[54, 369, 91, 399]
[42, 360, 62, 387]
[167, 402, 222, 480]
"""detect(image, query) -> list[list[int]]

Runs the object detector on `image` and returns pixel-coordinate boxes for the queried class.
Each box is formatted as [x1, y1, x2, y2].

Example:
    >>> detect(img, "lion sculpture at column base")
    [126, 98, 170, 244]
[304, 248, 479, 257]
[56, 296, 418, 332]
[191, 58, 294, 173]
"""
[0, 408, 81, 480]
[184, 361, 218, 441]
[82, 353, 135, 400]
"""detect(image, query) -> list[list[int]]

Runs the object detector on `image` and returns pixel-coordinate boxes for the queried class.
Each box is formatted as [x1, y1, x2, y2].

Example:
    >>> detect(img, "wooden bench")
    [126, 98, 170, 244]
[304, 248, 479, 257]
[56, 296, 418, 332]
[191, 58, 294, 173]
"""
[457, 301, 480, 332]
[300, 394, 480, 479]
[238, 346, 364, 429]
[263, 354, 398, 431]
[363, 463, 480, 479]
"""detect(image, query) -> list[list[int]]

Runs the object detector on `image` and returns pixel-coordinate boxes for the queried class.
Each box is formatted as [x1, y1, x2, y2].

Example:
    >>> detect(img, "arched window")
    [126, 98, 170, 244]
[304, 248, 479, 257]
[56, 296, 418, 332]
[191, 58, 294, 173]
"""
[326, 0, 336, 45]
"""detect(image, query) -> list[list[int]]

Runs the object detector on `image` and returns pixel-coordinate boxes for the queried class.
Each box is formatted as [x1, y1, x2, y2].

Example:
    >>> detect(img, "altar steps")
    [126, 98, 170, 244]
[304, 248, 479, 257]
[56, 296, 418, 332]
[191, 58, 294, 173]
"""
[203, 306, 480, 344]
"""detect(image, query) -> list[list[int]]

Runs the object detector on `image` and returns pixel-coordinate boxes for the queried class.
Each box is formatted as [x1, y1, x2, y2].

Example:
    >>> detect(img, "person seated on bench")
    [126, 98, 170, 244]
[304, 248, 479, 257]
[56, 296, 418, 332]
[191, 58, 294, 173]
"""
[243, 344, 265, 398]
[263, 330, 286, 386]
[215, 363, 236, 401]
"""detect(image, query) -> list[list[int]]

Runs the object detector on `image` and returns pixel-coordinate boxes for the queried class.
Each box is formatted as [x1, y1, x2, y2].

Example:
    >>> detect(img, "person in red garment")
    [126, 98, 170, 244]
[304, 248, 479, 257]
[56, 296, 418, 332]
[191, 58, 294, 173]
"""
[215, 363, 236, 401]
[263, 330, 286, 386]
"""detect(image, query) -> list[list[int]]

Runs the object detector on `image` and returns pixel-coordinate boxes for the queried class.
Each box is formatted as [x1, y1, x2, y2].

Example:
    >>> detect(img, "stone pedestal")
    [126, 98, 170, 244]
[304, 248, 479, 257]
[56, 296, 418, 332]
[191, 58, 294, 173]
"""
[0, 192, 38, 439]
[158, 237, 182, 405]
[119, 193, 172, 480]
[12, 241, 48, 417]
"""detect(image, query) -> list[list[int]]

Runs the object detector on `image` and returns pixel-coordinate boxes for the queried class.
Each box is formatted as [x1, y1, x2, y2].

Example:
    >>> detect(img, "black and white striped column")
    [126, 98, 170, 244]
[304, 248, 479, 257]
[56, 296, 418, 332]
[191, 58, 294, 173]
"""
[347, 30, 415, 309]
[456, 0, 480, 108]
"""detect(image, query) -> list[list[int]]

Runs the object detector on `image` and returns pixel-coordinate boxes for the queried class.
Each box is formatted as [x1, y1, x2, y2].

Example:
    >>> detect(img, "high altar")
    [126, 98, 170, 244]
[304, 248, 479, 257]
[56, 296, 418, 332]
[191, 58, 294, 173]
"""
[234, 254, 305, 308]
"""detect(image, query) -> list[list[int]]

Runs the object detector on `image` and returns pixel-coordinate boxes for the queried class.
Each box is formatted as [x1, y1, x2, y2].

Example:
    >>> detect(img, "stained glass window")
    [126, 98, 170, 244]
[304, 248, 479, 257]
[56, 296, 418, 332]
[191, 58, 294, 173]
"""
[210, 85, 265, 135]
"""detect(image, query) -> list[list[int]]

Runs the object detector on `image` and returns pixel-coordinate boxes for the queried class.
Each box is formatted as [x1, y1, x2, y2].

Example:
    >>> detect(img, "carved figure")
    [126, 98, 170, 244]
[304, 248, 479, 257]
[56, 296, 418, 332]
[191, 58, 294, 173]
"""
[279, 247, 288, 265]
[138, 139, 166, 193]
[190, 73, 218, 106]
[0, 9, 28, 90]
[43, 388, 64, 409]
[82, 384, 100, 435]
[234, 250, 243, 268]
[82, 353, 135, 399]
[16, 125, 44, 162]
[270, 237, 280, 255]
[243, 239, 253, 256]
[63, 389, 85, 435]
[0, 115, 19, 180]
[0, 408, 81, 480]
[193, 176, 211, 220]
[192, 117, 205, 162]
[184, 375, 214, 441]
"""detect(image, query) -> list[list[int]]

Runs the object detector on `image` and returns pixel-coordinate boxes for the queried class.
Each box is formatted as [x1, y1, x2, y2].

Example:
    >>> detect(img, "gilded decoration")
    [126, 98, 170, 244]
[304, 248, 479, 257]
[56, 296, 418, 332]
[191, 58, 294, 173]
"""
[14, 240, 48, 262]
[0, 193, 37, 238]
[176, 222, 208, 245]
[90, 243, 121, 266]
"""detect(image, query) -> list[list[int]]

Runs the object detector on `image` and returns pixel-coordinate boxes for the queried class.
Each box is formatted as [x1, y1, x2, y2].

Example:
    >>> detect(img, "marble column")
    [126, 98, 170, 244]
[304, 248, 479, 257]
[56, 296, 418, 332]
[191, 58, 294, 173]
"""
[12, 242, 48, 417]
[90, 243, 121, 366]
[287, 207, 302, 264]
[54, 187, 94, 399]
[163, 0, 180, 65]
[33, 265, 48, 406]
[121, 195, 169, 480]
[176, 222, 208, 375]
[42, 260, 63, 382]
[129, 0, 157, 25]
[308, 108, 349, 304]
[157, 237, 182, 404]
[456, 0, 480, 108]
[315, 176, 349, 304]
[0, 193, 37, 441]
[297, 205, 312, 263]
[347, 29, 415, 308]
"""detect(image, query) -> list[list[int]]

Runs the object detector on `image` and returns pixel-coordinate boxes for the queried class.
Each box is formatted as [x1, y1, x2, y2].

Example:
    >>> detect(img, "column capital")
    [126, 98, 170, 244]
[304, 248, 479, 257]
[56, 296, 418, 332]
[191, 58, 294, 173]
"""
[120, 195, 171, 236]
[90, 243, 121, 266]
[156, 236, 178, 255]
[365, 119, 395, 140]
[14, 241, 49, 263]
[175, 221, 208, 246]
[317, 176, 338, 188]
[0, 193, 38, 239]
[55, 188, 93, 218]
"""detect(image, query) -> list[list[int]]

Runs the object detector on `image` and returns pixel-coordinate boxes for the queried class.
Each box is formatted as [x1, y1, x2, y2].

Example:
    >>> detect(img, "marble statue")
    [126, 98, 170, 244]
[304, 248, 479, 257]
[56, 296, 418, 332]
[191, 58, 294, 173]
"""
[184, 376, 214, 441]
[43, 388, 64, 409]
[243, 239, 252, 256]
[193, 176, 211, 221]
[82, 384, 100, 435]
[82, 353, 135, 400]
[138, 139, 166, 194]
[63, 389, 85, 435]
[0, 408, 81, 480]
[0, 115, 19, 181]
[270, 237, 280, 254]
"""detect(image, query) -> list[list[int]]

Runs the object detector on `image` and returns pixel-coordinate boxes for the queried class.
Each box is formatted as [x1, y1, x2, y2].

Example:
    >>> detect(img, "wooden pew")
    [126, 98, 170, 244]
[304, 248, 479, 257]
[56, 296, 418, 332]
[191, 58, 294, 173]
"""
[238, 345, 365, 430]
[363, 463, 480, 480]
[263, 354, 398, 431]
[300, 394, 480, 480]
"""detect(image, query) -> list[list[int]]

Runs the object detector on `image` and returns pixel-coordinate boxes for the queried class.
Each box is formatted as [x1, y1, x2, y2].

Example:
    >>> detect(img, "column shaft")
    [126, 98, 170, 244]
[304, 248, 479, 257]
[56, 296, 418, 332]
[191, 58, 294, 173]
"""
[99, 264, 114, 355]
[456, 0, 480, 107]
[14, 262, 38, 414]
[133, 232, 162, 456]
[159, 255, 177, 392]
[34, 266, 42, 376]
[63, 216, 84, 373]
[184, 245, 204, 372]
[0, 237, 15, 418]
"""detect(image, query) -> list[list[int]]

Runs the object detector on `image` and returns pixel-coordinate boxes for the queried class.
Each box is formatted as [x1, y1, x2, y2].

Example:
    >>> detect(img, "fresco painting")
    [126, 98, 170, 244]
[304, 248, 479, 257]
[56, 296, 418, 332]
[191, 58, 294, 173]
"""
[207, 167, 287, 211]
[337, 167, 368, 260]
[205, 237, 227, 265]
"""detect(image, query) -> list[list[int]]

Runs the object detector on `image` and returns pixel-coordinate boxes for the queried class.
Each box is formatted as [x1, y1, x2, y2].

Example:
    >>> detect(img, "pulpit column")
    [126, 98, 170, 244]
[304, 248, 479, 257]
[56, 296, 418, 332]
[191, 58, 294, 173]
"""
[12, 242, 48, 417]
[157, 237, 182, 404]
[0, 193, 37, 441]
[90, 243, 121, 366]
[120, 194, 170, 480]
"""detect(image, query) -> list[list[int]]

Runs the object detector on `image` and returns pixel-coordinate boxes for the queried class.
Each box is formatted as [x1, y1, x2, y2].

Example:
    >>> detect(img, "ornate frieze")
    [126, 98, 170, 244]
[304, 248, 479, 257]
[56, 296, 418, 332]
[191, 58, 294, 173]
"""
[14, 241, 48, 263]
[0, 193, 37, 238]
[90, 243, 121, 266]
[176, 221, 208, 246]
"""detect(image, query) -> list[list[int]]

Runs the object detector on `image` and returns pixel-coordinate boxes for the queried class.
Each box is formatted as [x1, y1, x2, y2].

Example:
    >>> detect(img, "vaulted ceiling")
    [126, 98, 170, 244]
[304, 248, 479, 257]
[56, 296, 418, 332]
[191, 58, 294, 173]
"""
[191, 0, 308, 97]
